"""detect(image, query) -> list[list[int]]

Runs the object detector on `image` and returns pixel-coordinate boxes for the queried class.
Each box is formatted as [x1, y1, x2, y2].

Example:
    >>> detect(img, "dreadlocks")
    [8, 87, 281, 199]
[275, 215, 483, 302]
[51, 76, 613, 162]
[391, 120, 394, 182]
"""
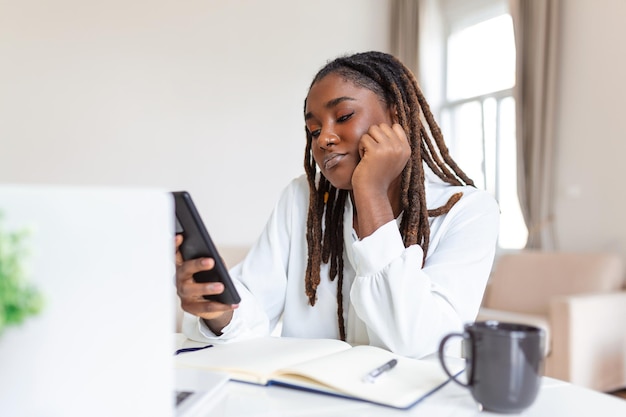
[303, 51, 474, 340]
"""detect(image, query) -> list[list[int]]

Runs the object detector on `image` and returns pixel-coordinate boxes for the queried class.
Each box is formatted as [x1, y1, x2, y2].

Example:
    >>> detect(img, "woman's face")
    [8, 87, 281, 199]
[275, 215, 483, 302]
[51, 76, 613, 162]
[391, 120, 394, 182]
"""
[305, 73, 393, 190]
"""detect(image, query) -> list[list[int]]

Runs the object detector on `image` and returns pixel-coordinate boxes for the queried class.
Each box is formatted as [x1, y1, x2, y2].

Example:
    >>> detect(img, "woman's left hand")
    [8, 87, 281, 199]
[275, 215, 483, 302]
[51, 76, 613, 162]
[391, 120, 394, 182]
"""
[351, 123, 410, 193]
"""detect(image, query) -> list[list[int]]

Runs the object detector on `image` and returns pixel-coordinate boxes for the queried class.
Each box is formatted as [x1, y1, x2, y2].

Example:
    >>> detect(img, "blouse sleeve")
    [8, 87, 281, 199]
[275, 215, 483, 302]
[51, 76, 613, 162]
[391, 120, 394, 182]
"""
[181, 178, 302, 343]
[349, 189, 500, 358]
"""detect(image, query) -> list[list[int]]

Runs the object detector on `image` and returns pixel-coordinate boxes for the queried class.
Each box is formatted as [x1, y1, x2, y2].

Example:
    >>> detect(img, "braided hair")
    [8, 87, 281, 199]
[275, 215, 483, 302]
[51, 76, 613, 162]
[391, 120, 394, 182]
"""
[303, 51, 473, 340]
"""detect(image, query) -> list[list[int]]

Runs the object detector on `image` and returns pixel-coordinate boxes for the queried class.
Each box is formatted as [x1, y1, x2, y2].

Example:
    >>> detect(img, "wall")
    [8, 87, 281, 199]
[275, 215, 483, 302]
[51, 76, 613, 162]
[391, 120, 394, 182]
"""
[2, 0, 626, 266]
[0, 0, 391, 247]
[553, 0, 626, 263]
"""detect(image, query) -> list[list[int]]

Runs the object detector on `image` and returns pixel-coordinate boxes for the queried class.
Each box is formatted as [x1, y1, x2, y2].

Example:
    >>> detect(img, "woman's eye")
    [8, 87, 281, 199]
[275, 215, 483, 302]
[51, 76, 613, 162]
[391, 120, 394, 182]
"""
[337, 112, 354, 123]
[308, 128, 321, 138]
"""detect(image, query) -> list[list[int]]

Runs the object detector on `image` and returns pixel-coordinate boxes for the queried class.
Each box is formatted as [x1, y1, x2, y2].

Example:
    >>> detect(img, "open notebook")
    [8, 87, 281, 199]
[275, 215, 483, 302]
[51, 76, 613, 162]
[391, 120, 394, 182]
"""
[175, 336, 462, 409]
[0, 185, 192, 417]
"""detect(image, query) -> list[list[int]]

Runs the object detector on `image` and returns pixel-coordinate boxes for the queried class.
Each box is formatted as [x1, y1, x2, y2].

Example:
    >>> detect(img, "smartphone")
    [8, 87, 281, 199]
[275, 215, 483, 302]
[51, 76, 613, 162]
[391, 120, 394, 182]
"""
[172, 191, 241, 305]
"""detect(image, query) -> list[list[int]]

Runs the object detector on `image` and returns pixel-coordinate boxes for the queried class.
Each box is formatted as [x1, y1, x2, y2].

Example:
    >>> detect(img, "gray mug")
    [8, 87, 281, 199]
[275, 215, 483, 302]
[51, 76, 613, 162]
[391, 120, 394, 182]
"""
[438, 321, 545, 414]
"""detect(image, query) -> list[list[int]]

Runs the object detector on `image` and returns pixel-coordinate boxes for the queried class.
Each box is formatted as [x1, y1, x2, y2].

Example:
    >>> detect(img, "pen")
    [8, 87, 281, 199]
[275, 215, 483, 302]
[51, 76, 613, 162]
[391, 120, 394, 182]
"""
[174, 344, 213, 356]
[363, 359, 398, 383]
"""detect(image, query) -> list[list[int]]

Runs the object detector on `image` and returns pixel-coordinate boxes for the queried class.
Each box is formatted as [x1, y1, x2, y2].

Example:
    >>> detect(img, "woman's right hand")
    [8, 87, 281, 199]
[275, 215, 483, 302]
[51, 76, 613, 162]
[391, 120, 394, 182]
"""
[175, 235, 238, 333]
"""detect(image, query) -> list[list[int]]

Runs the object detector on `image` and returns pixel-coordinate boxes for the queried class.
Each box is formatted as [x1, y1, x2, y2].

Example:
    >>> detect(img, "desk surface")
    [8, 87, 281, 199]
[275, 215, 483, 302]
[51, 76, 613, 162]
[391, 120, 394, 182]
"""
[199, 375, 626, 417]
[173, 334, 626, 417]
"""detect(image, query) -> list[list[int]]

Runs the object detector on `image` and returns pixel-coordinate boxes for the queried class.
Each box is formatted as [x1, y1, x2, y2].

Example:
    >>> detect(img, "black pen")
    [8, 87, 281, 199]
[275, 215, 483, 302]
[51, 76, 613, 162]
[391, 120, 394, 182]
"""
[363, 359, 398, 383]
[174, 344, 213, 356]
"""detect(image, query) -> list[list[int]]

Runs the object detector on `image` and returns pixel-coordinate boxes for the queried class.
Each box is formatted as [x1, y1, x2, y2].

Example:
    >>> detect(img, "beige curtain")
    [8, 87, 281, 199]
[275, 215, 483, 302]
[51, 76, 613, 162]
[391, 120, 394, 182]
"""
[510, 0, 561, 249]
[390, 0, 420, 78]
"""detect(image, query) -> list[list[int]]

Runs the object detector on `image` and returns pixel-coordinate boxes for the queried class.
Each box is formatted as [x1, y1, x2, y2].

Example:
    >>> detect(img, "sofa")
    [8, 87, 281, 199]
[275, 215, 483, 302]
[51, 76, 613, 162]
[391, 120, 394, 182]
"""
[477, 250, 626, 392]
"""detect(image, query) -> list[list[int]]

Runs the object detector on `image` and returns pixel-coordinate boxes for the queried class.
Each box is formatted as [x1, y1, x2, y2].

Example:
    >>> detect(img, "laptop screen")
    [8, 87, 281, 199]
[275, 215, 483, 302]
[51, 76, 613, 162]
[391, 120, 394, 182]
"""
[0, 185, 175, 417]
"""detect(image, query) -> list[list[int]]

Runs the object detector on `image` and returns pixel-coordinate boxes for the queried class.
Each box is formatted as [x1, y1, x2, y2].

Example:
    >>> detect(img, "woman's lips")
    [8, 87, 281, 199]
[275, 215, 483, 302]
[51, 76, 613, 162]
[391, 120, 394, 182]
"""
[324, 153, 344, 170]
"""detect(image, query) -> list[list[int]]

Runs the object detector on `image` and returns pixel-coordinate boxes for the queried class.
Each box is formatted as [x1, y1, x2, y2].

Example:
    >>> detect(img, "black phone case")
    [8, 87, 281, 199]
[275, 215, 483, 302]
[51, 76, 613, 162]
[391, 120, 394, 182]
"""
[172, 191, 241, 305]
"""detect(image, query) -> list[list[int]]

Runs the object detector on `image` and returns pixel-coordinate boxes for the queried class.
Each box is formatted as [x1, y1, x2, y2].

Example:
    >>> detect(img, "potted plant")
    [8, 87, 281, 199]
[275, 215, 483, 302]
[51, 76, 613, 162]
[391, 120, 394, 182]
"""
[0, 214, 43, 335]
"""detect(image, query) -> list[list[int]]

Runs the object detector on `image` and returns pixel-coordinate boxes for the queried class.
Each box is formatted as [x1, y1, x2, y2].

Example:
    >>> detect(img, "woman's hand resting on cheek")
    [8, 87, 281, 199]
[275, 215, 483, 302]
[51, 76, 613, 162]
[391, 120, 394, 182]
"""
[352, 123, 411, 194]
[349, 123, 411, 239]
[175, 235, 237, 334]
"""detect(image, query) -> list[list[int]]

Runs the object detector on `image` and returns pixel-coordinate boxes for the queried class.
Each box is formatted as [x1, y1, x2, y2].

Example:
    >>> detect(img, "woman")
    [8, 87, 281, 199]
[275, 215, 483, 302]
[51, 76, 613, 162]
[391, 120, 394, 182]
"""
[176, 51, 499, 358]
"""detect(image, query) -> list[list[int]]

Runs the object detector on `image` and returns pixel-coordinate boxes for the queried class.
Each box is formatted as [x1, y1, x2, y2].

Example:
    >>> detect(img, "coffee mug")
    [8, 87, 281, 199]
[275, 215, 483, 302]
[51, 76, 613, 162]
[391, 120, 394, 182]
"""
[438, 321, 545, 414]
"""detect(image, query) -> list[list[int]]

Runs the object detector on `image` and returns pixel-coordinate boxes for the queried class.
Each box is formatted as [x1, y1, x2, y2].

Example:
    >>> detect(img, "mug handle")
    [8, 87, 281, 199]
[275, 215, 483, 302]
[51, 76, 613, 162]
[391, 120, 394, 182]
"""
[438, 332, 469, 387]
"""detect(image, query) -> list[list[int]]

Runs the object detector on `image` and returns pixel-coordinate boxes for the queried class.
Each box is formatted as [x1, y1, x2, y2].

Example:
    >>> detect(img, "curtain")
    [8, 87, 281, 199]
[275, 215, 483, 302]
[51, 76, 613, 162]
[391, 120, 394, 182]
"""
[510, 0, 561, 249]
[390, 0, 421, 78]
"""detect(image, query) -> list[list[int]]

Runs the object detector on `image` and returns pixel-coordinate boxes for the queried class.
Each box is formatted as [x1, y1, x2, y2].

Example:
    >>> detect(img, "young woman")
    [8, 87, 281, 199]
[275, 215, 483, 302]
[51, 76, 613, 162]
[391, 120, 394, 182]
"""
[176, 51, 499, 358]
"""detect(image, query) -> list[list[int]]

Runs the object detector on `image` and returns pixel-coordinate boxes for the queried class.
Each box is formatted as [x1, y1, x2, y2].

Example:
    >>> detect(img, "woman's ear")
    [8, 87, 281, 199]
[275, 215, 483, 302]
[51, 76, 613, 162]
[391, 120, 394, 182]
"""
[389, 105, 399, 124]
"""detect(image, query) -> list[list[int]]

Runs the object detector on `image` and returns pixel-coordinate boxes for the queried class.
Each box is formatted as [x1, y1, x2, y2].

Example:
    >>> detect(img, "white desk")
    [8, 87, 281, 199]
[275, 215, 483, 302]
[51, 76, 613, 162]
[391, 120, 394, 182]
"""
[173, 333, 626, 416]
[199, 374, 626, 417]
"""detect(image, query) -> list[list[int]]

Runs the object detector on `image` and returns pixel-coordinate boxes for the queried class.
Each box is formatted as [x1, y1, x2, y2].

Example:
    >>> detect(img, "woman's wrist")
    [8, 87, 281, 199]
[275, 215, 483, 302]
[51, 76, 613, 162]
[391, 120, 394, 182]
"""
[202, 310, 233, 336]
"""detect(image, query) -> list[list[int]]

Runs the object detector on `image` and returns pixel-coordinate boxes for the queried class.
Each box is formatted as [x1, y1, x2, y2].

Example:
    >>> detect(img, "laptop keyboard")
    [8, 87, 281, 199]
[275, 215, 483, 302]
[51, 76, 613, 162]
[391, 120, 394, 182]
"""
[175, 391, 194, 406]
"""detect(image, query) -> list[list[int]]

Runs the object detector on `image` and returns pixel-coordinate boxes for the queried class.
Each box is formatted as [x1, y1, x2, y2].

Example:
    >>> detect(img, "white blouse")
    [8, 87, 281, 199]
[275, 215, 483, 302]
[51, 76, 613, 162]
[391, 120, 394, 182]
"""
[183, 173, 500, 358]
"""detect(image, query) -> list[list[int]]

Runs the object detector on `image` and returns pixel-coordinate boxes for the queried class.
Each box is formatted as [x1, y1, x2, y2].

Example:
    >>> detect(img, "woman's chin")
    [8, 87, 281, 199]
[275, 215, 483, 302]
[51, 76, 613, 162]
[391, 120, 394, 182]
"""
[324, 175, 353, 191]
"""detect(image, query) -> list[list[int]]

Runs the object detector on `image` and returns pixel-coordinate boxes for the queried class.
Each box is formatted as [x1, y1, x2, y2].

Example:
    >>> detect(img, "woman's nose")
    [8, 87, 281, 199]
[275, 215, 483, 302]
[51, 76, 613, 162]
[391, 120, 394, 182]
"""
[317, 130, 339, 149]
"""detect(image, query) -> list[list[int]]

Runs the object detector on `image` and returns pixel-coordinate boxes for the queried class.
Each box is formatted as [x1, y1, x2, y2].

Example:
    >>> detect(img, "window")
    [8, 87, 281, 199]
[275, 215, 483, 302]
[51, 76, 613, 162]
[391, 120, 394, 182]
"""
[423, 0, 527, 249]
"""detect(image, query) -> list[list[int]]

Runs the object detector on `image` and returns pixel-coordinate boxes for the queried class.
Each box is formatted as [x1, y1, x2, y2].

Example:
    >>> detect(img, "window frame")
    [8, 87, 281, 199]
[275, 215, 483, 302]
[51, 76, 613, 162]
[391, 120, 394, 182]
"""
[428, 0, 527, 249]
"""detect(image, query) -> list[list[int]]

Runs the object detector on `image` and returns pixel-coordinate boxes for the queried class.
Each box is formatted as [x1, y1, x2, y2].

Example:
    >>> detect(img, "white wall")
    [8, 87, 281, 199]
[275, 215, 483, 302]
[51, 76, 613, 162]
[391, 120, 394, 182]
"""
[0, 0, 391, 247]
[3, 0, 626, 267]
[553, 0, 626, 262]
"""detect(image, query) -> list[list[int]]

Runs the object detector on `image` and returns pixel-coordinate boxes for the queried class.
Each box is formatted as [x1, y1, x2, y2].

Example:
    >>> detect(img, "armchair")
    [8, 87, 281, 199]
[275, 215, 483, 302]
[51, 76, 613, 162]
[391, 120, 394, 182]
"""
[477, 250, 626, 392]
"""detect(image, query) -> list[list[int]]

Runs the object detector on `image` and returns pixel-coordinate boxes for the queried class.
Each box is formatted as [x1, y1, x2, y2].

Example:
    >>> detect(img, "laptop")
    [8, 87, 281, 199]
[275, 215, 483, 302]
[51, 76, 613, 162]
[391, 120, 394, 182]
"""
[0, 184, 214, 417]
[175, 367, 229, 417]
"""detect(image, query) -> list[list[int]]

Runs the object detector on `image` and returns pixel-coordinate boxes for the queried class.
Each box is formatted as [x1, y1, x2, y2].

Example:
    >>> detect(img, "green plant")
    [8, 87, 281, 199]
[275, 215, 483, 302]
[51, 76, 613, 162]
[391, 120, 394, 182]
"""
[0, 214, 43, 334]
